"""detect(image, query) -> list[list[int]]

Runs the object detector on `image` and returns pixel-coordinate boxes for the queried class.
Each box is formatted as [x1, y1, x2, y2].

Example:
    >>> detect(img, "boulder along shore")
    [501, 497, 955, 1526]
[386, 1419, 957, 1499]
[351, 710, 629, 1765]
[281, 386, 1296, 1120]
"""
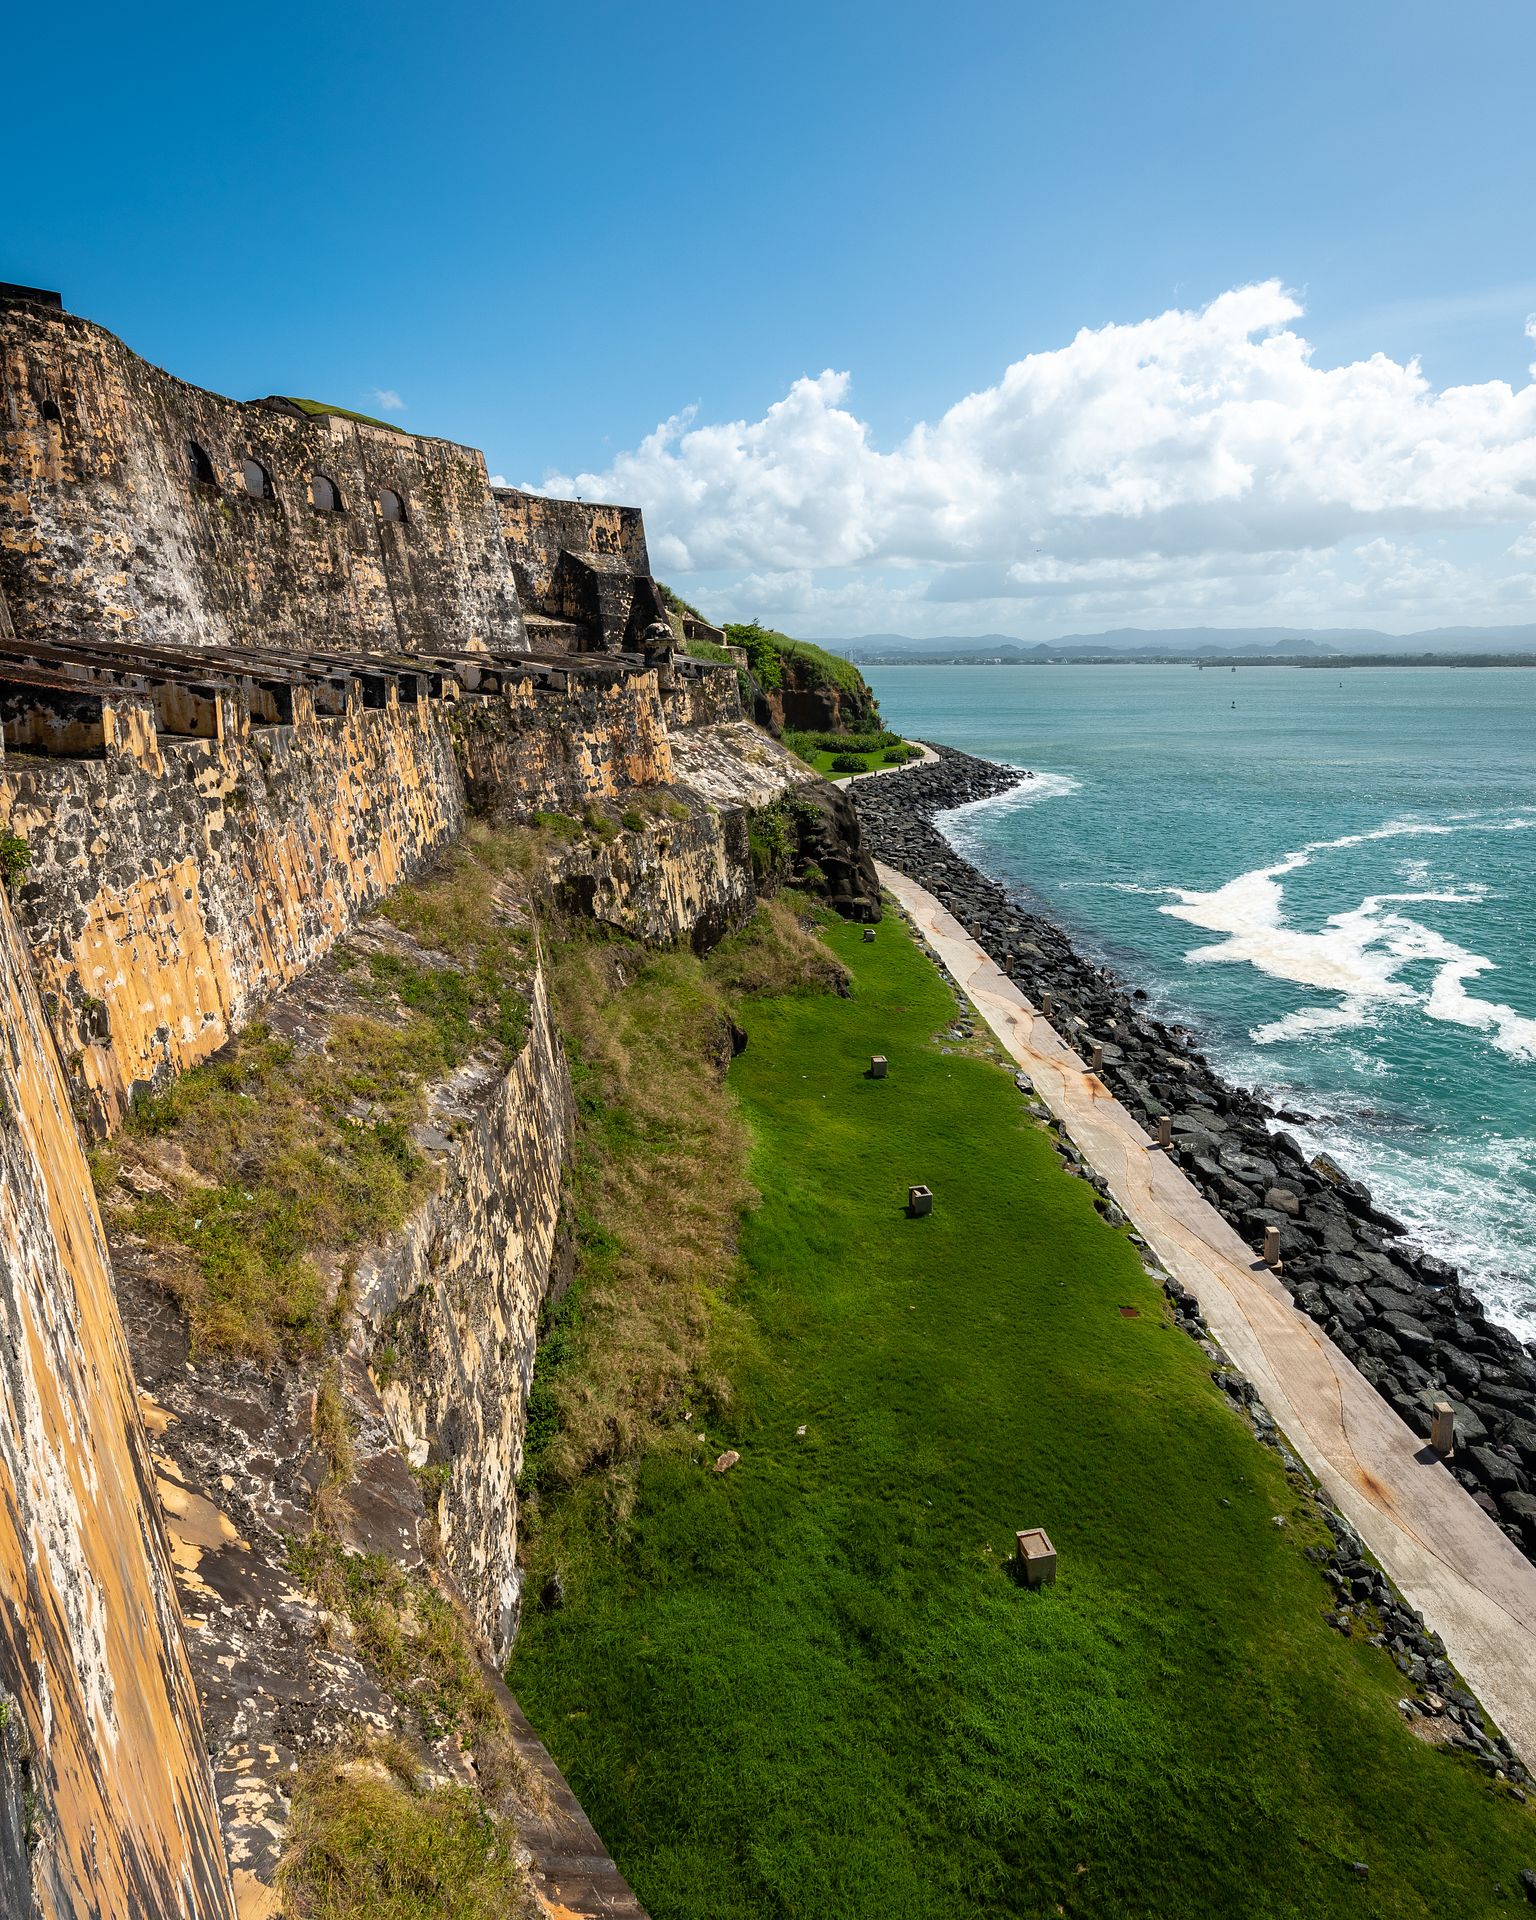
[849, 744, 1536, 1572]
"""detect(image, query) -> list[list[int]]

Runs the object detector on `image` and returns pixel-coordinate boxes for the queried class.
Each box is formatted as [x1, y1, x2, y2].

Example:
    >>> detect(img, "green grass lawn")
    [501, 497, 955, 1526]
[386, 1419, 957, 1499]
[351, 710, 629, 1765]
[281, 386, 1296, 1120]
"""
[510, 913, 1534, 1918]
[802, 742, 919, 777]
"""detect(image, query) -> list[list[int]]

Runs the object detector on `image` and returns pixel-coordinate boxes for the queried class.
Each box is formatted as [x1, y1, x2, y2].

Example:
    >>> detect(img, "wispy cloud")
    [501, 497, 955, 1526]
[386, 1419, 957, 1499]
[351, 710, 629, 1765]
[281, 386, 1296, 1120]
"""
[366, 387, 407, 413]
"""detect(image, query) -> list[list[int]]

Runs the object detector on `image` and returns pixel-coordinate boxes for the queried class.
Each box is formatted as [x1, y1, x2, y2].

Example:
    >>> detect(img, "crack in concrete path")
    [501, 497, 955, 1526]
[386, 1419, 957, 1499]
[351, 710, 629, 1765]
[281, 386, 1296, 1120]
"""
[879, 861, 1536, 1765]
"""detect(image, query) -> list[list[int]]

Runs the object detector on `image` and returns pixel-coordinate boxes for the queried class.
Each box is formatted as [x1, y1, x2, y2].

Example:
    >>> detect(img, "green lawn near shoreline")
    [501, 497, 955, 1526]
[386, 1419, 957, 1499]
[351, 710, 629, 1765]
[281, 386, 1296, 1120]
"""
[510, 912, 1534, 1919]
[800, 742, 920, 777]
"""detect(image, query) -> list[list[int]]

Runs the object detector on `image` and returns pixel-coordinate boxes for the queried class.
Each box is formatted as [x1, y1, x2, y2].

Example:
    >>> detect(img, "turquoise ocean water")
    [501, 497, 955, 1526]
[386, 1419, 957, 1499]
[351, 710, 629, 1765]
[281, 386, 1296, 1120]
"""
[865, 664, 1536, 1338]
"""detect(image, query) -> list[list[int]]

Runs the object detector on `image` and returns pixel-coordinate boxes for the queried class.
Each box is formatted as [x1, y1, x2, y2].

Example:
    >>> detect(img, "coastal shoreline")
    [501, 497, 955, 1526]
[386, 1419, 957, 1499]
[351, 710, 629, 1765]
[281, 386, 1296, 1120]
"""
[847, 745, 1536, 1575]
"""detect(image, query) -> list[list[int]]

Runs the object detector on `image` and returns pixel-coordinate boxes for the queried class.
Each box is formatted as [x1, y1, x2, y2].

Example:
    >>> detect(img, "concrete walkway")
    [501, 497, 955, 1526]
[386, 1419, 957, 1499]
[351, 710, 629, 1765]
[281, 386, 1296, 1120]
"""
[880, 861, 1536, 1766]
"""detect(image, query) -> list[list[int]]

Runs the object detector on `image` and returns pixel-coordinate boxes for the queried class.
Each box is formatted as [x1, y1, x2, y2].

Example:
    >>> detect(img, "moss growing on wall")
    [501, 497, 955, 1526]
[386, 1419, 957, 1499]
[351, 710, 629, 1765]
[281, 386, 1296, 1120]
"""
[279, 396, 411, 434]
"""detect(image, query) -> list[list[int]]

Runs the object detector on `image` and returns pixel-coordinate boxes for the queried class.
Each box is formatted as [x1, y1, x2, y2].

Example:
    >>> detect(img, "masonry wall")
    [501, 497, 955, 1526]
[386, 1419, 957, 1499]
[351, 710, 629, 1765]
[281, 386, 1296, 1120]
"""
[0, 691, 466, 1131]
[548, 801, 756, 951]
[0, 658, 773, 1132]
[493, 488, 650, 610]
[0, 887, 234, 1920]
[0, 298, 526, 658]
[664, 660, 744, 730]
[452, 666, 675, 814]
[363, 961, 574, 1659]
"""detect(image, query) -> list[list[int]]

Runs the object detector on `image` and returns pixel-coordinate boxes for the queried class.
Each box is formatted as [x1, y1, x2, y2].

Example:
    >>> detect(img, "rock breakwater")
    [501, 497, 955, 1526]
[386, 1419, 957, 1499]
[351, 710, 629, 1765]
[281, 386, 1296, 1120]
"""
[852, 746, 1536, 1570]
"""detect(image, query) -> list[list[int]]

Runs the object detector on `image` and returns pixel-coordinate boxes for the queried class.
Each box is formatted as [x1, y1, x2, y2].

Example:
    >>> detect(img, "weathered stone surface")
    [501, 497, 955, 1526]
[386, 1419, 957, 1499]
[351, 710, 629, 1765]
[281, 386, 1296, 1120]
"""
[0, 296, 526, 658]
[362, 962, 574, 1658]
[1, 690, 465, 1131]
[0, 888, 233, 1918]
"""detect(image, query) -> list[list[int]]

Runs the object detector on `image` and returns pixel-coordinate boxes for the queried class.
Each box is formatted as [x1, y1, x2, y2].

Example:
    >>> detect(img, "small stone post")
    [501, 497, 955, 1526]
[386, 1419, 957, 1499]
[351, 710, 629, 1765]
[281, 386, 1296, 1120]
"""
[1040, 990, 1054, 1019]
[862, 928, 876, 943]
[1429, 1401, 1456, 1459]
[869, 1055, 888, 1079]
[1157, 1115, 1173, 1150]
[907, 1184, 933, 1217]
[1089, 1041, 1104, 1072]
[1015, 1528, 1057, 1588]
[1262, 1225, 1281, 1266]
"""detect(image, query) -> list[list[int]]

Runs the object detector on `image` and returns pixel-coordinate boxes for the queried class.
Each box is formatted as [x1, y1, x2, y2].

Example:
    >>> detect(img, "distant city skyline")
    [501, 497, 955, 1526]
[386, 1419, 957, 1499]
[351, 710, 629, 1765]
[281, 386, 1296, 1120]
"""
[7, 0, 1536, 637]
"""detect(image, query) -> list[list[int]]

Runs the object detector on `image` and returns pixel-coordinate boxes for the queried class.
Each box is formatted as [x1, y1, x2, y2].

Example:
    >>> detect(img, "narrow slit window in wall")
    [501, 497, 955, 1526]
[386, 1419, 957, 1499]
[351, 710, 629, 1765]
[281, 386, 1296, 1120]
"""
[243, 457, 272, 500]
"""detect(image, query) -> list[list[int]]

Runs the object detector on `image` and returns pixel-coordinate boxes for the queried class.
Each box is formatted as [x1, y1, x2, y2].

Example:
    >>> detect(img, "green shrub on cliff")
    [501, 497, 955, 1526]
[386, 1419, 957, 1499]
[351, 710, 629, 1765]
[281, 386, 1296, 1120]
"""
[0, 829, 30, 890]
[723, 620, 879, 720]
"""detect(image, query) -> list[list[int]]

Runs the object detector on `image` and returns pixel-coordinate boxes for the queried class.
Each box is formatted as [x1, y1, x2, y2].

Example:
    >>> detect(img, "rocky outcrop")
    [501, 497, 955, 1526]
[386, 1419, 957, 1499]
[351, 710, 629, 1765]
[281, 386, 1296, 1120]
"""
[854, 746, 1536, 1566]
[758, 673, 878, 736]
[0, 886, 233, 1920]
[782, 780, 881, 924]
[547, 799, 757, 951]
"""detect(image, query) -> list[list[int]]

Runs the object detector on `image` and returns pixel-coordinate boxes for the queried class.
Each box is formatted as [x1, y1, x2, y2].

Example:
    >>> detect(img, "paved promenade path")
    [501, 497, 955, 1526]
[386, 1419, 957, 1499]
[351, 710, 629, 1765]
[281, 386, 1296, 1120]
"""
[880, 861, 1536, 1766]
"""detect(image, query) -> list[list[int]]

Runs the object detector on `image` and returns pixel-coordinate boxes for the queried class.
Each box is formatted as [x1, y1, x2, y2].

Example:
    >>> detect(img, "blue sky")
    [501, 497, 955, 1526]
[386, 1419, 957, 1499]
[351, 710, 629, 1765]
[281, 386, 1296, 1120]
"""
[8, 0, 1536, 637]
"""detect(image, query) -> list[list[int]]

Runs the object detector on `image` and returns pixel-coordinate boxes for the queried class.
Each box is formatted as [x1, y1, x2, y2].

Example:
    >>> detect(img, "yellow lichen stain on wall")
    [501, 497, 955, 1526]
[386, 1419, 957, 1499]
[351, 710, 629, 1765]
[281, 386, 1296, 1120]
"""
[0, 887, 236, 1916]
[69, 854, 237, 1116]
[2, 699, 467, 1131]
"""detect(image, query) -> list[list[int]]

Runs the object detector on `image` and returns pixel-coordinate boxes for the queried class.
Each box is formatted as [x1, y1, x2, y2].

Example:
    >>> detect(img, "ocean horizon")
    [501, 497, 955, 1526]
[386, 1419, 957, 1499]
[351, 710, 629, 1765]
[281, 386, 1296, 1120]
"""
[866, 662, 1536, 1340]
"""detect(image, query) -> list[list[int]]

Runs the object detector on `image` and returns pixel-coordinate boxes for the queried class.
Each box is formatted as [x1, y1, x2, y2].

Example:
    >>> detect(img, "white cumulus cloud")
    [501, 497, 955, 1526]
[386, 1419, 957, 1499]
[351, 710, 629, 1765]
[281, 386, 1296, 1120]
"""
[531, 282, 1536, 636]
[366, 387, 407, 413]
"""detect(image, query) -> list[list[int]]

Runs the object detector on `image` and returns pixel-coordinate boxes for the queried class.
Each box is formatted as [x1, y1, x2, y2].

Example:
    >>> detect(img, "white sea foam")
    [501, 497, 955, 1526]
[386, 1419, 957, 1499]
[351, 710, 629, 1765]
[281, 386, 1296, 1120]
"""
[937, 768, 1082, 853]
[1164, 814, 1536, 1061]
[1281, 1110, 1536, 1340]
[1253, 998, 1375, 1044]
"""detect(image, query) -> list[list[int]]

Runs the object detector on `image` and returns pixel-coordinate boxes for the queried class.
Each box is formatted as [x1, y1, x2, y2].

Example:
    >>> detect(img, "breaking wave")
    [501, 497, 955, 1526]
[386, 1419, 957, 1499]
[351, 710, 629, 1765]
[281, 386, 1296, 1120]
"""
[937, 768, 1082, 855]
[1163, 815, 1536, 1061]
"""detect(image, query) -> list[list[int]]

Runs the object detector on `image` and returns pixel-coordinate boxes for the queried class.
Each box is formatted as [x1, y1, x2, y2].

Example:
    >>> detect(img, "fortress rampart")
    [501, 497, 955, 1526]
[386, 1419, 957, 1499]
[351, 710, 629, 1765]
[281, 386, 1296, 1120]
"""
[0, 633, 750, 1133]
[0, 291, 525, 659]
[0, 288, 875, 1916]
[0, 885, 234, 1918]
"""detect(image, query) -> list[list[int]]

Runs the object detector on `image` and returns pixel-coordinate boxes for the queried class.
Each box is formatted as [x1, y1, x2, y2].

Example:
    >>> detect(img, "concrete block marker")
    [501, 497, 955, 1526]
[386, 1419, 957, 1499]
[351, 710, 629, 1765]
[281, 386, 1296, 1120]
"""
[1157, 1114, 1173, 1150]
[1262, 1225, 1282, 1266]
[869, 1054, 888, 1079]
[863, 927, 877, 943]
[1015, 1528, 1057, 1589]
[1089, 1041, 1104, 1072]
[1039, 990, 1054, 1019]
[1430, 1402, 1456, 1459]
[907, 1184, 933, 1217]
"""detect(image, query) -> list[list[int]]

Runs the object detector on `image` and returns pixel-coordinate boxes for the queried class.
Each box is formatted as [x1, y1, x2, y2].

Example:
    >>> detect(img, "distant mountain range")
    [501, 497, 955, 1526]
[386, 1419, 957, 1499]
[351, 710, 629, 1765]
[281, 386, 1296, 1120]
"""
[831, 625, 1536, 663]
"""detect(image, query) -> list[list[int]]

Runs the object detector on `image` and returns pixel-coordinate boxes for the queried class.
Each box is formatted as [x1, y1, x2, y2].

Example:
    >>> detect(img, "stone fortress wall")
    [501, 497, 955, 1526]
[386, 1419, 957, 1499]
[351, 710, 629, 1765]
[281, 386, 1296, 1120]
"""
[0, 291, 526, 659]
[0, 642, 745, 1134]
[0, 284, 851, 1916]
[0, 882, 235, 1920]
